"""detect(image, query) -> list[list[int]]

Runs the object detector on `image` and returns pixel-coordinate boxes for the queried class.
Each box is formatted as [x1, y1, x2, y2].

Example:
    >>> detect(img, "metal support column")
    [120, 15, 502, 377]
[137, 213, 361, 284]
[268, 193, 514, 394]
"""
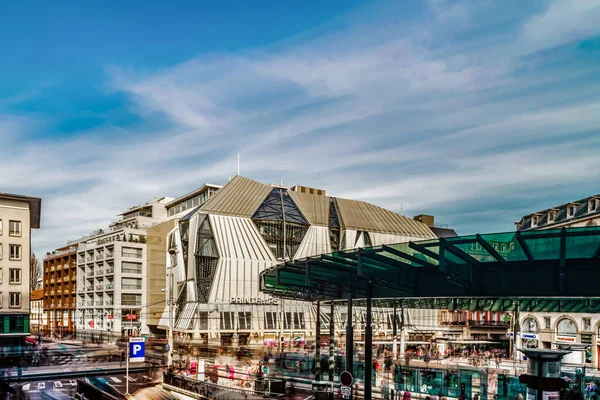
[513, 302, 521, 363]
[364, 282, 373, 400]
[345, 293, 353, 375]
[392, 305, 398, 361]
[329, 302, 335, 381]
[315, 301, 321, 381]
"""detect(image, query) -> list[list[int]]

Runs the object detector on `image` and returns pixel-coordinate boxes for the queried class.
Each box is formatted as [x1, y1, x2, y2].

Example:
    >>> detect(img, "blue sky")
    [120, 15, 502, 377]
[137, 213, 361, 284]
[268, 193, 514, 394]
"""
[2, 0, 600, 256]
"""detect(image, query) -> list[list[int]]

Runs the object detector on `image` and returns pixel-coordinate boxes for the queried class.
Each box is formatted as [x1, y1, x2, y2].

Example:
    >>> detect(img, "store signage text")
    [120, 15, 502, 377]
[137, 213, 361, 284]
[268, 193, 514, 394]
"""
[556, 336, 576, 343]
[521, 333, 538, 340]
[230, 297, 279, 305]
[581, 334, 593, 344]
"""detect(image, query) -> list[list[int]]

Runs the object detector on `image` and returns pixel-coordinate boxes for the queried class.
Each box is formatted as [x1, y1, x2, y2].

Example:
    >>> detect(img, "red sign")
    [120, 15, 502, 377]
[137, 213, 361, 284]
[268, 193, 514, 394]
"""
[89, 320, 95, 328]
[107, 314, 113, 320]
[126, 314, 137, 321]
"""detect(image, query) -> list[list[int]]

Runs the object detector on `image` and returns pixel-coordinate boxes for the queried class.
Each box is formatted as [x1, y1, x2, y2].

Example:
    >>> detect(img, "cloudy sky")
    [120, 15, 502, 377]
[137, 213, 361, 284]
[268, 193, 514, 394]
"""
[1, 0, 600, 256]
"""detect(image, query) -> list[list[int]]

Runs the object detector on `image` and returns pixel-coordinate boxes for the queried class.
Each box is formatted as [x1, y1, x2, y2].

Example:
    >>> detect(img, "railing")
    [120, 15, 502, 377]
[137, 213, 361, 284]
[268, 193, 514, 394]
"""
[122, 269, 142, 274]
[86, 257, 93, 262]
[78, 287, 86, 292]
[106, 253, 113, 259]
[86, 286, 93, 291]
[86, 272, 94, 277]
[163, 373, 285, 400]
[467, 320, 510, 328]
[50, 278, 55, 283]
[63, 264, 70, 270]
[105, 301, 113, 306]
[105, 268, 114, 274]
[95, 301, 104, 306]
[105, 284, 114, 290]
[96, 255, 103, 260]
[87, 301, 94, 306]
[78, 303, 85, 307]
[63, 276, 69, 282]
[122, 285, 142, 290]
[57, 290, 62, 295]
[50, 266, 55, 271]
[95, 285, 103, 291]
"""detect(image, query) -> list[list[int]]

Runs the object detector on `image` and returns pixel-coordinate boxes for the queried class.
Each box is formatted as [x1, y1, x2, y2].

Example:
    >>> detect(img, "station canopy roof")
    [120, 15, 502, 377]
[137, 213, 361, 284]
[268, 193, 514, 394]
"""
[260, 226, 600, 312]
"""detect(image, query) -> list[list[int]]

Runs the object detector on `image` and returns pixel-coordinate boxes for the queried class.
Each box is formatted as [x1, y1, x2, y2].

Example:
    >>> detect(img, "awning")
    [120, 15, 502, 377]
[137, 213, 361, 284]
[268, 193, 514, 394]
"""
[448, 340, 498, 344]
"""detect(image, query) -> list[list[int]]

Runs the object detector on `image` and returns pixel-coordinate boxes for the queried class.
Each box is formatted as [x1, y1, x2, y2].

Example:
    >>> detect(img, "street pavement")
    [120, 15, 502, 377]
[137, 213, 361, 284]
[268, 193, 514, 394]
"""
[15, 371, 158, 399]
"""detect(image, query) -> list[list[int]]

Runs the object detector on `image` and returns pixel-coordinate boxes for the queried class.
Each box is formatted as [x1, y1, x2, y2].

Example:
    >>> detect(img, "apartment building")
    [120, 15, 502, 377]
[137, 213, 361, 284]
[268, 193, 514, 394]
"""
[42, 245, 77, 336]
[75, 197, 172, 339]
[30, 289, 44, 335]
[0, 193, 41, 346]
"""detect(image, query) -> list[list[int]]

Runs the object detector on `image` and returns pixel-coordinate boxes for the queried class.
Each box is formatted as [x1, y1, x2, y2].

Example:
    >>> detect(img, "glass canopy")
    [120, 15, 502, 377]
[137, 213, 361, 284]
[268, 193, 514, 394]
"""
[260, 226, 600, 310]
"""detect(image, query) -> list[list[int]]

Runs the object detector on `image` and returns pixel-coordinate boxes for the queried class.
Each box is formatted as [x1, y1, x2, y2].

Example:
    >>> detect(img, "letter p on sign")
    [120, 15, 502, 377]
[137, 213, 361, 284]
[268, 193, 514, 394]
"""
[129, 337, 145, 363]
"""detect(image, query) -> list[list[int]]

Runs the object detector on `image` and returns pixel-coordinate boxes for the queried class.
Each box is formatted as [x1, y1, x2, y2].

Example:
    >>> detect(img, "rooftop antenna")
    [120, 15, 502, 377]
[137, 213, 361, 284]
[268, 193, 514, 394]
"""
[237, 154, 240, 176]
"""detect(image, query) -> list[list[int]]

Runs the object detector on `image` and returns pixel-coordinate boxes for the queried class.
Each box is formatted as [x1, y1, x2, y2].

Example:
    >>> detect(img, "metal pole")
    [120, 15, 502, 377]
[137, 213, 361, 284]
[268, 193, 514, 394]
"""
[168, 268, 174, 368]
[329, 302, 335, 382]
[392, 305, 398, 361]
[126, 335, 130, 395]
[364, 282, 373, 400]
[315, 301, 321, 381]
[345, 292, 353, 375]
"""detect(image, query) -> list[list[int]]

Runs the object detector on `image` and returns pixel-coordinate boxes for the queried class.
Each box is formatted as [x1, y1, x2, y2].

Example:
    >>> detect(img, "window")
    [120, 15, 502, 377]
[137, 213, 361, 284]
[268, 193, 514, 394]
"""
[0, 219, 2, 235]
[0, 243, 2, 259]
[284, 312, 293, 330]
[583, 318, 591, 332]
[590, 200, 598, 213]
[0, 268, 2, 284]
[198, 312, 208, 330]
[9, 292, 21, 308]
[544, 317, 551, 329]
[121, 247, 142, 259]
[9, 269, 21, 284]
[557, 318, 577, 336]
[121, 261, 142, 274]
[121, 294, 141, 306]
[220, 312, 234, 330]
[523, 317, 539, 333]
[567, 205, 577, 218]
[531, 215, 539, 226]
[9, 221, 21, 236]
[9, 245, 21, 260]
[265, 312, 278, 330]
[121, 277, 142, 290]
[548, 210, 557, 223]
[294, 312, 306, 330]
[441, 311, 448, 323]
[238, 312, 252, 330]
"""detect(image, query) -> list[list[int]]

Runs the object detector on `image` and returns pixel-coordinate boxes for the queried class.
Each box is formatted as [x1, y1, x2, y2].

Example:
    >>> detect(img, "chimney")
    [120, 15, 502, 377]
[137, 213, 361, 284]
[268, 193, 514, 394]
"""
[414, 214, 435, 227]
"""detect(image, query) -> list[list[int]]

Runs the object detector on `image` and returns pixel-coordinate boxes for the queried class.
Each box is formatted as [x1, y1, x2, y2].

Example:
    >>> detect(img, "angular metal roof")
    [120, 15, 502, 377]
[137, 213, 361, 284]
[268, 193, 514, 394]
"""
[288, 191, 329, 226]
[260, 226, 600, 311]
[335, 197, 436, 238]
[199, 176, 272, 218]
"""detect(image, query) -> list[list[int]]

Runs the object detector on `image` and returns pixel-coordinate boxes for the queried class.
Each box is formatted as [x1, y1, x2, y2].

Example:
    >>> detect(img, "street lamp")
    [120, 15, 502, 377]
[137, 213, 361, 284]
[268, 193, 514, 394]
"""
[167, 246, 177, 369]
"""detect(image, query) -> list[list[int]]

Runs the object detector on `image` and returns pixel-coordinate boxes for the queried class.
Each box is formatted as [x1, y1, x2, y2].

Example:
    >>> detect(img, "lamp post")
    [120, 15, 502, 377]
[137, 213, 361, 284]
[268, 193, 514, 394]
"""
[167, 247, 177, 369]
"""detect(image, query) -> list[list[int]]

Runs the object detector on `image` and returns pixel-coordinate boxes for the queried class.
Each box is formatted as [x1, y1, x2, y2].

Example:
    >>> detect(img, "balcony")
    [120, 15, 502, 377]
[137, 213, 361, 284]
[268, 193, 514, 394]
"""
[105, 301, 114, 306]
[86, 286, 93, 291]
[86, 257, 93, 263]
[50, 291, 55, 295]
[78, 302, 85, 307]
[78, 287, 86, 292]
[50, 266, 55, 272]
[122, 285, 142, 290]
[50, 278, 56, 283]
[96, 255, 103, 260]
[105, 284, 114, 290]
[105, 268, 114, 275]
[63, 276, 69, 282]
[86, 272, 94, 277]
[95, 301, 104, 306]
[63, 264, 70, 270]
[57, 290, 62, 295]
[71, 275, 77, 281]
[95, 285, 103, 291]
[86, 301, 94, 306]
[440, 321, 467, 326]
[106, 252, 114, 259]
[95, 269, 103, 276]
[468, 320, 510, 328]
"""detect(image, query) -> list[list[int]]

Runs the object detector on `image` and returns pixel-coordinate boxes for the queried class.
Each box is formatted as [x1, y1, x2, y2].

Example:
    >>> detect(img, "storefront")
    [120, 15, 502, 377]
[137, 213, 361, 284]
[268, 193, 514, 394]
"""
[521, 333, 539, 349]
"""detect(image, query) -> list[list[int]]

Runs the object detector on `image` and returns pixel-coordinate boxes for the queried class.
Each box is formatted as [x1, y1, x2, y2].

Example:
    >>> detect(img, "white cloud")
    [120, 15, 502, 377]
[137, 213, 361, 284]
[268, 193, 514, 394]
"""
[1, 0, 599, 256]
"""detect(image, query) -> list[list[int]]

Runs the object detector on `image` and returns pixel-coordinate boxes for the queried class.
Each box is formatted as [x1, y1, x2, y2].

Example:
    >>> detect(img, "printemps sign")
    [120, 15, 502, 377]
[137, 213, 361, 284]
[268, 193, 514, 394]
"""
[230, 297, 279, 305]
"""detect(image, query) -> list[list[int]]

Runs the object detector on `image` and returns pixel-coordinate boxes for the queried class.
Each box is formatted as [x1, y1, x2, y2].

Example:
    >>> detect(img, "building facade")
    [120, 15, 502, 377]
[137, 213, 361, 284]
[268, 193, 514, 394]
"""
[0, 193, 41, 346]
[160, 176, 437, 347]
[30, 288, 44, 335]
[42, 245, 77, 337]
[75, 197, 172, 339]
[514, 194, 600, 367]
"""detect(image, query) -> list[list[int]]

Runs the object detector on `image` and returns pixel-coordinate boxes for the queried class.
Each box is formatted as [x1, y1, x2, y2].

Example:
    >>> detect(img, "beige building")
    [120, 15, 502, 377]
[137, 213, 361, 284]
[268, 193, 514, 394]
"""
[0, 192, 41, 346]
[515, 193, 600, 367]
[30, 288, 44, 334]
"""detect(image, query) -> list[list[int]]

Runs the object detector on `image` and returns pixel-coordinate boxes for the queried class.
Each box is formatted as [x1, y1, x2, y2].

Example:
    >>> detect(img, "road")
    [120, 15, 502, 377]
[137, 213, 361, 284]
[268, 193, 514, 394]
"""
[14, 371, 158, 399]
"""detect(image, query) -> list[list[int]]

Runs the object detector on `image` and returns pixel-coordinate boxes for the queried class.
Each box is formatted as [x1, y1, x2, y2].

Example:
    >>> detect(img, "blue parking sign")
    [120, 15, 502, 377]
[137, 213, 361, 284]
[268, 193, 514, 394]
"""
[129, 337, 145, 363]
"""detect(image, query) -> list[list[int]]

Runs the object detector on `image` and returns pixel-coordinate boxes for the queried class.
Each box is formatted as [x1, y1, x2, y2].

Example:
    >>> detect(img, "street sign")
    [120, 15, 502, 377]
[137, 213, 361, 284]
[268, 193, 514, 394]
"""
[340, 371, 353, 400]
[129, 337, 145, 363]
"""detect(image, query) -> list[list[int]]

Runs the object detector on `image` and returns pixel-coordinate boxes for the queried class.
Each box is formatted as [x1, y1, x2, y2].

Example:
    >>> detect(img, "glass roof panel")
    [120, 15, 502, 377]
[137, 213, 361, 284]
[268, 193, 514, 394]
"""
[566, 233, 600, 258]
[478, 232, 525, 261]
